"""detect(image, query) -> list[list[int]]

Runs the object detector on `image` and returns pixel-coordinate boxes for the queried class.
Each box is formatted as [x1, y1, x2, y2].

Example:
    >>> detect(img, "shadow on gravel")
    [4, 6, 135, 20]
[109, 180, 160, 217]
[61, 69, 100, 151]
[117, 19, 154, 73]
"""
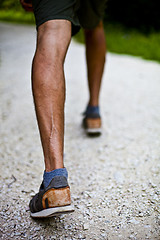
[34, 216, 63, 227]
[87, 133, 102, 138]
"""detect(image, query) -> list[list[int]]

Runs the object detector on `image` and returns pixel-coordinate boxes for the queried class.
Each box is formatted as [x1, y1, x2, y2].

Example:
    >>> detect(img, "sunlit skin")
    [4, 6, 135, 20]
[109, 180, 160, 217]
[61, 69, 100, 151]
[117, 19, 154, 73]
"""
[32, 19, 106, 172]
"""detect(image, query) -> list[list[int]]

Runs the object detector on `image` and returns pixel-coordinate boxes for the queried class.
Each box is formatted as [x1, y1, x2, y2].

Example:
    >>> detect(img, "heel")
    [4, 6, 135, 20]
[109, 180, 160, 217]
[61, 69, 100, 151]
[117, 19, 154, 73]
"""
[42, 186, 71, 209]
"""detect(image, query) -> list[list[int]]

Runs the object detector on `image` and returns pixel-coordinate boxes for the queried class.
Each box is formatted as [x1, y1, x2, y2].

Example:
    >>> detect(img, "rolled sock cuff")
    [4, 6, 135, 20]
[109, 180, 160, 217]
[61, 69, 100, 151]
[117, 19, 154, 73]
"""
[86, 105, 100, 115]
[43, 168, 68, 188]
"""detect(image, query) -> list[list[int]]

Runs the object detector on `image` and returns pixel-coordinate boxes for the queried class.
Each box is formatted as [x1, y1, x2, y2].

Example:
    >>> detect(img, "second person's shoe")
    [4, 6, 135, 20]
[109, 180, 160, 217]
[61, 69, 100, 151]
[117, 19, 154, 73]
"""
[82, 105, 102, 136]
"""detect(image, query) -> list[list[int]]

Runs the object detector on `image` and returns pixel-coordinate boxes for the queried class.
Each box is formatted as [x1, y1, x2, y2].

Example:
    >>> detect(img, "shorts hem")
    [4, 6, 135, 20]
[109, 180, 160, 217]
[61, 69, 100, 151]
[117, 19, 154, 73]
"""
[35, 15, 80, 35]
[36, 15, 79, 28]
[81, 18, 103, 29]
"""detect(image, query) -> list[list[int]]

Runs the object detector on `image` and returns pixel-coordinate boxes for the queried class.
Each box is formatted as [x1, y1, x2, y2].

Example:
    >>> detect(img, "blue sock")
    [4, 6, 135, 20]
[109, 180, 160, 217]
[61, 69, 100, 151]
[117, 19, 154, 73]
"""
[86, 105, 100, 114]
[43, 168, 68, 188]
[85, 105, 100, 117]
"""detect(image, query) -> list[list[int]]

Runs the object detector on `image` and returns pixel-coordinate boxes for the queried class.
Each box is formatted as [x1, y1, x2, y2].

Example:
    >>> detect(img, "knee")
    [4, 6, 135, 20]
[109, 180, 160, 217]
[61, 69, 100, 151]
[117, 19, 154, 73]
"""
[85, 21, 103, 34]
[84, 21, 106, 48]
[36, 20, 71, 64]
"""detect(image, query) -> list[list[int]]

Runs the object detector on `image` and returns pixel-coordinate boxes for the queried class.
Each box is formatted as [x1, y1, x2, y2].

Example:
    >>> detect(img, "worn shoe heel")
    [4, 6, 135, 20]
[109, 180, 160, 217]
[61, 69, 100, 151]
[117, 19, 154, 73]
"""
[29, 176, 74, 218]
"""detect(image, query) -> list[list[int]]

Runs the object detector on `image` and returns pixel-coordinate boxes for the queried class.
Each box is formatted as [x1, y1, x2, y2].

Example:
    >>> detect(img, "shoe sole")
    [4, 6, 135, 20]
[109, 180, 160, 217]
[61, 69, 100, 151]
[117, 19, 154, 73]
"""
[30, 205, 74, 218]
[86, 128, 102, 135]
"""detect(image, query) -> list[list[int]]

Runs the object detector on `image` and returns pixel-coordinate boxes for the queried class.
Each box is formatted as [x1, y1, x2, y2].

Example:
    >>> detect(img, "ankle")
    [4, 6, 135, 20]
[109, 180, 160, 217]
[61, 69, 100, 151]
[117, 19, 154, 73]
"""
[88, 101, 99, 107]
[45, 165, 64, 172]
[45, 159, 64, 172]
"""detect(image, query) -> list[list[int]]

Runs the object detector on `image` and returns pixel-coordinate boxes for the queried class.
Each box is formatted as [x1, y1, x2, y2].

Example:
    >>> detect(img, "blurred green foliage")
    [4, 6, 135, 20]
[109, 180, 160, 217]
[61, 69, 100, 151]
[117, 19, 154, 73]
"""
[0, 0, 35, 24]
[0, 0, 21, 10]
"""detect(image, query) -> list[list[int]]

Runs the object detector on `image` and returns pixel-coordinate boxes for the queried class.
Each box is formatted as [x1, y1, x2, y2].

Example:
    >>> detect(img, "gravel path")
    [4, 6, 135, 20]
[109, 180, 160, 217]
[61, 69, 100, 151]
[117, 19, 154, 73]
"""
[0, 22, 160, 240]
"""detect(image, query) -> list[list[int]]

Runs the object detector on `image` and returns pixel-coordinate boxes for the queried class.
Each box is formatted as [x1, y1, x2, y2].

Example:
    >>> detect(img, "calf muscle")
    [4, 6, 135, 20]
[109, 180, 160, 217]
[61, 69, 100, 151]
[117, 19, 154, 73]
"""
[32, 20, 71, 171]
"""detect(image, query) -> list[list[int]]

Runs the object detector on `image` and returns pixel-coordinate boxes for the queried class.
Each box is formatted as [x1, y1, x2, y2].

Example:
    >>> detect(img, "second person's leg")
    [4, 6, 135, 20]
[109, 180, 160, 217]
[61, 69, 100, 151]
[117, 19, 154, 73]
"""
[83, 21, 106, 135]
[84, 20, 106, 107]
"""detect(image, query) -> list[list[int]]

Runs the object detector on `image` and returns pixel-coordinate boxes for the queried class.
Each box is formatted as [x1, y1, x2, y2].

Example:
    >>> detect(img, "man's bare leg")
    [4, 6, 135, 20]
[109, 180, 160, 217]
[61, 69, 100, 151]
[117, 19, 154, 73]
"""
[29, 20, 75, 218]
[29, 20, 74, 218]
[84, 21, 106, 107]
[32, 20, 71, 172]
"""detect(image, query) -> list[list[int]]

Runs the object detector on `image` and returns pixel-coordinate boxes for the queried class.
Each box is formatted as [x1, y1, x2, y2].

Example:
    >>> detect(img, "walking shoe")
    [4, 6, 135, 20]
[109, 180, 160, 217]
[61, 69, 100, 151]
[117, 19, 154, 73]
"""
[29, 176, 74, 218]
[82, 105, 102, 136]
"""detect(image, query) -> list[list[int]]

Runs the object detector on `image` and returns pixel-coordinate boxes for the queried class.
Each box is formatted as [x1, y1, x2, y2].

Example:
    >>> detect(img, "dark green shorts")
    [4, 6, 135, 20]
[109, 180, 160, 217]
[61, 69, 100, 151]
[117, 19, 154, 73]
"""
[32, 0, 107, 35]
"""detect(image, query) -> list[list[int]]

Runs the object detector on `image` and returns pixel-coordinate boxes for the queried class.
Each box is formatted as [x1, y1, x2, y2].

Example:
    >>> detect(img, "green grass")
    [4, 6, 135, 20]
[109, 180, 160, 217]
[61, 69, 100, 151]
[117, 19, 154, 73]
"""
[0, 9, 35, 24]
[0, 10, 160, 62]
[74, 23, 160, 63]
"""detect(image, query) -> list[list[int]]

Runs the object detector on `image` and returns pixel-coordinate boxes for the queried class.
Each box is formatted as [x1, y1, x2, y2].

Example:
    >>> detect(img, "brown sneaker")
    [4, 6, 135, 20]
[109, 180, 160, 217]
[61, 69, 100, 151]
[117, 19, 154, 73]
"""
[29, 176, 74, 218]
